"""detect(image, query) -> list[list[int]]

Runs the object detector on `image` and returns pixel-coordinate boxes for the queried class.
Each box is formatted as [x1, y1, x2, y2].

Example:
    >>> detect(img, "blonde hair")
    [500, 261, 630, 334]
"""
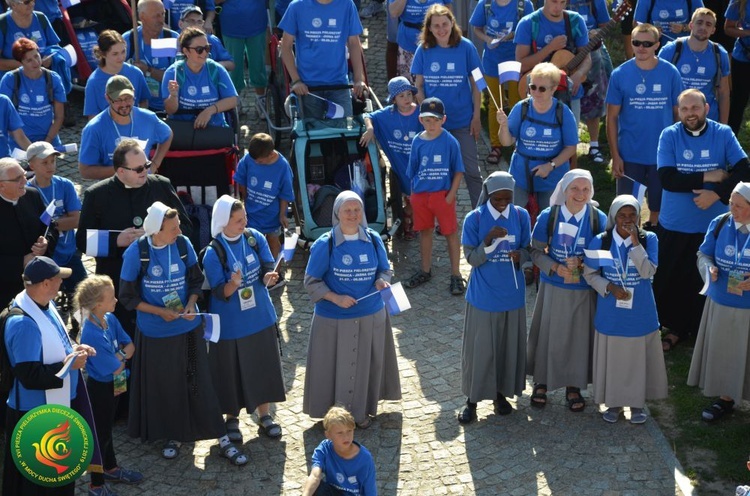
[632, 23, 660, 42]
[73, 275, 114, 323]
[529, 62, 562, 88]
[691, 7, 717, 23]
[323, 406, 355, 431]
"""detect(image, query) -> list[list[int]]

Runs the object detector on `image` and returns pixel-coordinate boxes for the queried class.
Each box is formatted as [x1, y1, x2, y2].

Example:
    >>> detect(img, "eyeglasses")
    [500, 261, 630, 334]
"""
[111, 95, 134, 105]
[185, 44, 212, 55]
[120, 161, 151, 174]
[0, 173, 27, 183]
[529, 84, 551, 93]
[631, 40, 657, 48]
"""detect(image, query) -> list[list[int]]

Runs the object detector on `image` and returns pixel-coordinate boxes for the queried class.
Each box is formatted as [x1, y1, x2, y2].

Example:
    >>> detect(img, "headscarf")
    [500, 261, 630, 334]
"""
[732, 182, 750, 203]
[477, 171, 514, 206]
[211, 194, 236, 238]
[606, 194, 640, 231]
[143, 201, 170, 236]
[332, 190, 368, 229]
[549, 169, 598, 207]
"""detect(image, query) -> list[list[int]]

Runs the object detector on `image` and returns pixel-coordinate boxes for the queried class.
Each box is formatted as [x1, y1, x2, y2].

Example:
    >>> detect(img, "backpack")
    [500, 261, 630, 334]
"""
[0, 304, 28, 393]
[712, 211, 732, 238]
[484, 0, 526, 32]
[198, 229, 261, 274]
[520, 98, 565, 129]
[599, 228, 649, 251]
[670, 39, 722, 92]
[311, 185, 342, 228]
[546, 204, 601, 245]
[530, 9, 579, 54]
[137, 235, 189, 279]
[9, 67, 54, 108]
[174, 58, 225, 93]
[0, 12, 50, 41]
[647, 0, 693, 24]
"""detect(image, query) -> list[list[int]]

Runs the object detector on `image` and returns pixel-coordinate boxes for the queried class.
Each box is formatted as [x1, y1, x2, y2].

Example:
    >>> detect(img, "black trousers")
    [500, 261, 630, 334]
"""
[87, 377, 120, 486]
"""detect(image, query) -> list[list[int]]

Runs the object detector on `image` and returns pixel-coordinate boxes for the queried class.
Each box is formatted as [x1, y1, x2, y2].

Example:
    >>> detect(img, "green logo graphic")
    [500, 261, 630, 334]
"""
[11, 404, 93, 487]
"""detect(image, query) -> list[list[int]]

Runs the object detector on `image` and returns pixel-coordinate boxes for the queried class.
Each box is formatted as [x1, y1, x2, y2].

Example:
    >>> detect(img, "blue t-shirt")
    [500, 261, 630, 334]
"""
[0, 69, 64, 146]
[407, 130, 465, 193]
[218, 0, 266, 38]
[35, 0, 62, 22]
[605, 59, 683, 165]
[311, 439, 377, 496]
[162, 61, 238, 128]
[0, 94, 24, 158]
[5, 305, 78, 411]
[123, 27, 179, 111]
[0, 12, 60, 81]
[658, 38, 730, 121]
[27, 176, 81, 266]
[634, 0, 704, 46]
[393, 0, 452, 53]
[305, 228, 390, 319]
[167, 0, 216, 30]
[367, 104, 421, 195]
[79, 106, 172, 167]
[507, 98, 578, 192]
[411, 37, 483, 130]
[470, 0, 535, 76]
[203, 230, 278, 339]
[514, 9, 589, 56]
[233, 152, 294, 233]
[462, 203, 531, 311]
[725, 1, 750, 62]
[657, 120, 746, 233]
[700, 213, 750, 308]
[279, 0, 363, 87]
[567, 0, 610, 30]
[586, 232, 660, 336]
[80, 313, 132, 383]
[532, 204, 607, 288]
[83, 64, 150, 117]
[120, 235, 201, 338]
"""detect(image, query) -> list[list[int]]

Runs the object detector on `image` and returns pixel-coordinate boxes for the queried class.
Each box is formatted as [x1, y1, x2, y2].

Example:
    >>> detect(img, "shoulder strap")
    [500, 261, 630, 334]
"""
[10, 68, 20, 108]
[521, 98, 530, 122]
[176, 235, 188, 262]
[243, 228, 261, 256]
[600, 229, 612, 251]
[563, 11, 575, 52]
[555, 100, 563, 127]
[589, 204, 600, 234]
[517, 0, 526, 21]
[671, 39, 684, 65]
[546, 205, 560, 245]
[485, 0, 493, 23]
[205, 58, 221, 89]
[207, 238, 226, 268]
[0, 15, 6, 38]
[711, 41, 721, 89]
[138, 236, 150, 277]
[530, 10, 541, 50]
[713, 212, 732, 238]
[42, 67, 53, 105]
[33, 12, 49, 34]
[174, 59, 186, 89]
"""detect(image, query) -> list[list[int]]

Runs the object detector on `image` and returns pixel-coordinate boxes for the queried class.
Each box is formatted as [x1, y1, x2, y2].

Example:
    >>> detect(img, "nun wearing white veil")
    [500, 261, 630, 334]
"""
[458, 172, 532, 424]
[303, 191, 401, 429]
[202, 195, 286, 441]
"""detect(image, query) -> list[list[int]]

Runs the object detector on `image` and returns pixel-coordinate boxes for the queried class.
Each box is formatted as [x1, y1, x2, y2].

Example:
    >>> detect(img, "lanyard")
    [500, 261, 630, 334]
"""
[111, 112, 134, 140]
[734, 227, 750, 267]
[562, 207, 587, 256]
[220, 235, 248, 281]
[149, 242, 173, 281]
[613, 241, 629, 287]
[30, 178, 55, 208]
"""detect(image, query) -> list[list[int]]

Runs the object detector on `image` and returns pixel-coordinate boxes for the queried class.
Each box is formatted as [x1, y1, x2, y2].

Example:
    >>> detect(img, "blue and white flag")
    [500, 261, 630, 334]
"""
[632, 180, 647, 204]
[55, 351, 81, 378]
[85, 229, 110, 258]
[40, 200, 56, 226]
[151, 37, 178, 58]
[498, 61, 522, 84]
[202, 313, 221, 343]
[324, 99, 345, 119]
[56, 143, 78, 154]
[471, 68, 488, 92]
[61, 0, 81, 7]
[381, 282, 411, 315]
[557, 222, 578, 247]
[282, 232, 298, 261]
[584, 249, 615, 267]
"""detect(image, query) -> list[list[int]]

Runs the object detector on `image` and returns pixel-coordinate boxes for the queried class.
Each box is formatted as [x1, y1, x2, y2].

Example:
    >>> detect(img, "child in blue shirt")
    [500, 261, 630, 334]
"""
[403, 97, 466, 295]
[302, 406, 377, 496]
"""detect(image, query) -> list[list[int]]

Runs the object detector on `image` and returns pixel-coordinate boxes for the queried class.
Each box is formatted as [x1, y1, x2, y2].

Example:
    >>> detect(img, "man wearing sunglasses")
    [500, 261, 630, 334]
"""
[79, 75, 173, 180]
[77, 138, 191, 339]
[606, 23, 683, 229]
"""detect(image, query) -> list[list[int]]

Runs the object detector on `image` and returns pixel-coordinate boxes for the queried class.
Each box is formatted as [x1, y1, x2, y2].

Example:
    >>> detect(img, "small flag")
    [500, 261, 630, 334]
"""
[203, 313, 221, 342]
[151, 37, 177, 58]
[55, 143, 78, 154]
[632, 180, 647, 204]
[471, 68, 488, 92]
[380, 282, 411, 315]
[584, 249, 615, 267]
[60, 0, 81, 7]
[498, 61, 522, 84]
[40, 200, 56, 226]
[61, 44, 77, 67]
[557, 222, 578, 247]
[55, 351, 81, 378]
[85, 229, 110, 257]
[282, 232, 298, 261]
[324, 99, 345, 119]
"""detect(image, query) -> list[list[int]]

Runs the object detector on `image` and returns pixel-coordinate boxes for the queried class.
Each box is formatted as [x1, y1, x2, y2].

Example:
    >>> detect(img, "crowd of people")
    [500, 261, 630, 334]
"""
[1, 0, 750, 494]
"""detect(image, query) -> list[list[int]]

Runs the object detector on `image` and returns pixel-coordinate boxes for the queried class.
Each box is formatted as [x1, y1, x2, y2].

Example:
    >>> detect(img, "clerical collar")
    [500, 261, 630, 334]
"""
[734, 221, 750, 233]
[683, 121, 708, 137]
[0, 193, 18, 205]
[488, 202, 510, 219]
[561, 204, 585, 222]
[221, 232, 243, 242]
[613, 229, 633, 248]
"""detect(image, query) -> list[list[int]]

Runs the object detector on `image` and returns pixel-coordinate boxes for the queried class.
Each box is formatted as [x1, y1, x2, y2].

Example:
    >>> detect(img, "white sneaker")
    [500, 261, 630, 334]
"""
[360, 1, 384, 18]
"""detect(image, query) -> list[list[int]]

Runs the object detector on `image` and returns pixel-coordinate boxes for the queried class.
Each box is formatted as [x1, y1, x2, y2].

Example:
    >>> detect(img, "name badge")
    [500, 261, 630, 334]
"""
[615, 286, 635, 309]
[238, 286, 257, 311]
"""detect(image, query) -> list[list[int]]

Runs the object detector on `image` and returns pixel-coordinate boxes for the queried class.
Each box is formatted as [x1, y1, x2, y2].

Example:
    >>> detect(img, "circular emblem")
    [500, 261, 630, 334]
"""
[240, 287, 253, 299]
[187, 86, 197, 96]
[11, 405, 93, 487]
[525, 126, 536, 137]
[421, 156, 428, 167]
[393, 129, 402, 140]
[680, 64, 691, 74]
[312, 18, 322, 28]
[490, 19, 499, 28]
[659, 9, 669, 18]
[336, 473, 345, 484]
[20, 94, 30, 104]
[430, 62, 440, 72]
[544, 34, 553, 44]
[133, 216, 143, 227]
[635, 84, 646, 95]
[250, 176, 258, 187]
[248, 236, 257, 247]
[13, 32, 22, 42]
[725, 244, 736, 257]
[151, 265, 163, 277]
[342, 254, 353, 266]
[683, 149, 693, 160]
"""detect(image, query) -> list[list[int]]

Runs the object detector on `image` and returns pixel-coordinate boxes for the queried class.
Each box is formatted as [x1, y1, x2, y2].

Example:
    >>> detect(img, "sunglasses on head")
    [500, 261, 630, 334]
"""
[185, 44, 212, 55]
[121, 161, 152, 174]
[631, 39, 657, 48]
[529, 84, 551, 93]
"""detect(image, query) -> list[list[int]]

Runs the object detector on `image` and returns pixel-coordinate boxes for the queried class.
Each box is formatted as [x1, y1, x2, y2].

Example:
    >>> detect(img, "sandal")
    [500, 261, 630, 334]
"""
[566, 387, 585, 413]
[661, 333, 680, 352]
[258, 414, 282, 438]
[530, 383, 547, 408]
[486, 147, 502, 165]
[403, 269, 431, 289]
[219, 442, 248, 466]
[702, 398, 734, 422]
[449, 275, 466, 296]
[356, 416, 373, 429]
[457, 403, 477, 425]
[588, 146, 604, 164]
[225, 417, 243, 443]
[162, 440, 180, 460]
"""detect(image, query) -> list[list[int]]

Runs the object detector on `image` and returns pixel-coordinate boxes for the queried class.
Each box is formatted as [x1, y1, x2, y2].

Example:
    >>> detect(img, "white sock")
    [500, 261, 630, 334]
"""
[590, 141, 599, 148]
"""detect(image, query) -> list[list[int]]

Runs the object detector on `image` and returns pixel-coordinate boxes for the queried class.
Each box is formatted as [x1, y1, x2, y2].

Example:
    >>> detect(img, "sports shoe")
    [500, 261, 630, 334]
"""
[450, 275, 465, 296]
[360, 1, 385, 18]
[602, 407, 622, 423]
[629, 408, 648, 424]
[588, 146, 604, 164]
[89, 484, 118, 496]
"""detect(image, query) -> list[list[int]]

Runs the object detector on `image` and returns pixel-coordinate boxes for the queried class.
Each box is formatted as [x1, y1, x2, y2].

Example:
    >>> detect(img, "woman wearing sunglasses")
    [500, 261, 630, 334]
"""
[496, 62, 578, 213]
[163, 27, 238, 129]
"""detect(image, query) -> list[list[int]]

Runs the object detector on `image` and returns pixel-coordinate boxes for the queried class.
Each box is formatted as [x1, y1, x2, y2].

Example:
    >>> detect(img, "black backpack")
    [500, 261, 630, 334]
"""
[546, 204, 601, 245]
[198, 229, 261, 273]
[670, 39, 722, 93]
[9, 67, 54, 108]
[647, 0, 693, 24]
[137, 235, 189, 279]
[0, 304, 28, 393]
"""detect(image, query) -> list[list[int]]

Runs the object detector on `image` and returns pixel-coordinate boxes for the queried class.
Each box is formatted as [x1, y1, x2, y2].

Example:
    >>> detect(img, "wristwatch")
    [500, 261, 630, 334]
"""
[146, 68, 152, 78]
[117, 349, 127, 359]
[550, 160, 557, 169]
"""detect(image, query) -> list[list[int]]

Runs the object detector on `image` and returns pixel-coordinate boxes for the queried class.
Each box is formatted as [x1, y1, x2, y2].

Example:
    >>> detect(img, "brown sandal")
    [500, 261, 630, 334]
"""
[661, 333, 680, 352]
[486, 147, 502, 165]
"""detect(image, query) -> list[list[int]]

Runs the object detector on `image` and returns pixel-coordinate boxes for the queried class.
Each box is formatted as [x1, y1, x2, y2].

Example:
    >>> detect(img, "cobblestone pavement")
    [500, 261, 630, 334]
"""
[27, 9, 691, 496]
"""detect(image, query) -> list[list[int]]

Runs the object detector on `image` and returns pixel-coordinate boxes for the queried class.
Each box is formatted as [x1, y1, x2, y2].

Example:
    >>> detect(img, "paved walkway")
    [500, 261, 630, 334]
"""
[27, 10, 693, 496]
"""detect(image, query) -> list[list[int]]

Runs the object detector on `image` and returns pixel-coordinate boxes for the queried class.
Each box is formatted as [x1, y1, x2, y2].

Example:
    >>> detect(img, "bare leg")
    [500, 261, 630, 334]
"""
[419, 229, 433, 273]
[446, 231, 461, 276]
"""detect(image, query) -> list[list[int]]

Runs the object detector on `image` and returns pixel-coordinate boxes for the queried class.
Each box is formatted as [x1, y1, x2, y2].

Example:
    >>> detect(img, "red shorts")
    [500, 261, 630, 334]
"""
[410, 190, 458, 234]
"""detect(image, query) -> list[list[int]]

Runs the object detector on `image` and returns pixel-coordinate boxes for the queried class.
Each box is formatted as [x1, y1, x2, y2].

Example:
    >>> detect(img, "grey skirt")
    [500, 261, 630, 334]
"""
[688, 298, 750, 401]
[208, 324, 287, 417]
[303, 308, 402, 424]
[461, 302, 527, 401]
[527, 282, 596, 390]
[128, 324, 226, 442]
[592, 329, 668, 408]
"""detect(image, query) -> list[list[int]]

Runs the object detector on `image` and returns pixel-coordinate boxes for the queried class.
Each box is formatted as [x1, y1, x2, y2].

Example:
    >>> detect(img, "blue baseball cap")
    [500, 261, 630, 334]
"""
[23, 256, 71, 285]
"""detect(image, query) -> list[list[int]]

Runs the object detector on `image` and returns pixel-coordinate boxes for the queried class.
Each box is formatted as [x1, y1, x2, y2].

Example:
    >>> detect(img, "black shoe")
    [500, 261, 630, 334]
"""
[457, 403, 476, 424]
[494, 396, 513, 415]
